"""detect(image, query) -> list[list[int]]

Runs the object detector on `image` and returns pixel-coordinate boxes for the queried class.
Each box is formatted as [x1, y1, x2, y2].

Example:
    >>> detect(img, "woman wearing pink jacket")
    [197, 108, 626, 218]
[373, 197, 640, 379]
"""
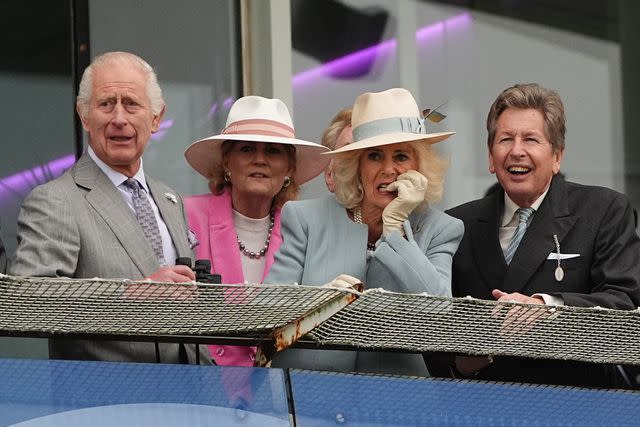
[183, 95, 328, 366]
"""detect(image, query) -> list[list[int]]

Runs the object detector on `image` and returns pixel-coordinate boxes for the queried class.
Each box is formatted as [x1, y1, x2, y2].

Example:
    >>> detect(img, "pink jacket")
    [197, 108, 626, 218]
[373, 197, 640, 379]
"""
[184, 189, 283, 366]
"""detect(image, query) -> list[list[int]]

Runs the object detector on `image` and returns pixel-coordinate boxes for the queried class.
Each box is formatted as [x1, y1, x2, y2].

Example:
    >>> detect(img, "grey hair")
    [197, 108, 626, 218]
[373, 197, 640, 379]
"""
[76, 51, 165, 117]
[487, 83, 565, 153]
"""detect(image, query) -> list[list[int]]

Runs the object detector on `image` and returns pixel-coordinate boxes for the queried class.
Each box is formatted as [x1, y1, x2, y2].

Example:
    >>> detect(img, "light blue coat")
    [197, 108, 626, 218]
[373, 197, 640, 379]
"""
[265, 195, 464, 376]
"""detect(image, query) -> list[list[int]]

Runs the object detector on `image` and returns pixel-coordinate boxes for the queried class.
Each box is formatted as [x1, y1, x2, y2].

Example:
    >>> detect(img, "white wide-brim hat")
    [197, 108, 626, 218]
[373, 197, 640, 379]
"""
[185, 96, 329, 185]
[328, 87, 455, 154]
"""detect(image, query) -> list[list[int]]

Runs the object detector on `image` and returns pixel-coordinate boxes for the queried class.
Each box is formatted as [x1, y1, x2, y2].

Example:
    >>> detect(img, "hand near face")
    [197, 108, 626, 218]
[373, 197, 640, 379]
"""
[381, 170, 428, 236]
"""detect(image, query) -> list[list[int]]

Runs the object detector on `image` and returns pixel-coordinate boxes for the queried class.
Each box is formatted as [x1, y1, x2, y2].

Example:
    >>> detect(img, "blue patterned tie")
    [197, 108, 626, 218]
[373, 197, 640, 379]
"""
[124, 178, 166, 265]
[504, 207, 535, 265]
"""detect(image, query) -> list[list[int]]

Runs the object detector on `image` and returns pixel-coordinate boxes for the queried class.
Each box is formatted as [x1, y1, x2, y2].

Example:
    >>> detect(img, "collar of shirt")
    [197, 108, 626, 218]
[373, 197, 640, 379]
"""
[500, 186, 549, 227]
[87, 146, 149, 192]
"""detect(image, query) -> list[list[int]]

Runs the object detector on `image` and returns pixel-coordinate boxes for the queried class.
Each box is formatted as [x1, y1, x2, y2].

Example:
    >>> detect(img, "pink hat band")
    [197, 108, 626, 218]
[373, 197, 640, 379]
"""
[222, 118, 295, 139]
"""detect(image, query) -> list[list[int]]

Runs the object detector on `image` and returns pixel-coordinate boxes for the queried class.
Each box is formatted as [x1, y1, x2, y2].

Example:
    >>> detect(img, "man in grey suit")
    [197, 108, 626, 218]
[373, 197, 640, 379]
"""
[10, 51, 210, 365]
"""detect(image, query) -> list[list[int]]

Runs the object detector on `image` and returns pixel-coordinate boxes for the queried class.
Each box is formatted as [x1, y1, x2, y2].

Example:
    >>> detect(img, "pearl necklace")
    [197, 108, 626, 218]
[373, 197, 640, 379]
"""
[352, 206, 376, 251]
[237, 210, 275, 259]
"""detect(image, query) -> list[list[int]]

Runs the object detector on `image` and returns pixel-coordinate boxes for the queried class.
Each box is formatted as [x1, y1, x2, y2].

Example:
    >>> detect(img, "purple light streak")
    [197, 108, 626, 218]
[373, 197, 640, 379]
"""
[415, 13, 472, 42]
[203, 96, 235, 128]
[203, 13, 472, 121]
[293, 12, 471, 89]
[222, 97, 234, 109]
[207, 102, 219, 119]
[150, 119, 174, 141]
[439, 12, 472, 33]
[0, 13, 472, 191]
[293, 39, 397, 88]
[0, 154, 76, 201]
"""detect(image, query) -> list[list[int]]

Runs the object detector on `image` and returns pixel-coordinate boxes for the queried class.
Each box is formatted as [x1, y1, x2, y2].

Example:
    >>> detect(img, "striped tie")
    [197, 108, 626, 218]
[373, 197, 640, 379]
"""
[504, 207, 535, 265]
[124, 178, 166, 265]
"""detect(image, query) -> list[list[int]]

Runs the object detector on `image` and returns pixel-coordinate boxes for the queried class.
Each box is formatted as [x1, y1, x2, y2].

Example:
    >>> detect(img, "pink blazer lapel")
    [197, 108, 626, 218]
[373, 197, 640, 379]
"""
[261, 208, 283, 282]
[207, 191, 245, 284]
[187, 190, 283, 285]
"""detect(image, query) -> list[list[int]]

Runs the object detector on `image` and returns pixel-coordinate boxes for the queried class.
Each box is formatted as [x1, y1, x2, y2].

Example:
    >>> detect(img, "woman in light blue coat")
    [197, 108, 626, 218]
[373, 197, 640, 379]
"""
[266, 88, 464, 376]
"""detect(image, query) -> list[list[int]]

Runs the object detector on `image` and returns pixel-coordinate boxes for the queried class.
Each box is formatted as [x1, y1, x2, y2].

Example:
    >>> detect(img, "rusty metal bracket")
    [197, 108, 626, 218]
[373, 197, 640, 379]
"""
[254, 283, 362, 367]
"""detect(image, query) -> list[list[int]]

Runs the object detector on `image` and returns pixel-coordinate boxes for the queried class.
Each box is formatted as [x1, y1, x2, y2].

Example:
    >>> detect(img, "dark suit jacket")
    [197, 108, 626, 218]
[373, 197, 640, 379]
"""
[10, 153, 211, 365]
[445, 174, 640, 386]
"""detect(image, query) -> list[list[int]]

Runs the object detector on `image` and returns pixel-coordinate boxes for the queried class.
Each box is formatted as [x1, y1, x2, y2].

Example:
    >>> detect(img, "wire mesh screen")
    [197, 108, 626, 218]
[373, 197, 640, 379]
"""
[310, 289, 640, 365]
[0, 275, 343, 338]
[2, 275, 639, 366]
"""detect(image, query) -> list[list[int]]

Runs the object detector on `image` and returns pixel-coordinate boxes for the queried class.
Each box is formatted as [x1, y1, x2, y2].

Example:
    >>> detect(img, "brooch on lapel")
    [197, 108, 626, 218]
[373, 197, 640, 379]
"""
[164, 192, 178, 204]
[188, 229, 200, 249]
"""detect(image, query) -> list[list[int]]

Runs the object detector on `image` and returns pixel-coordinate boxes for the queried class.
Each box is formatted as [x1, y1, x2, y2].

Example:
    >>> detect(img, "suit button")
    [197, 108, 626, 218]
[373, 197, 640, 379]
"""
[216, 347, 225, 356]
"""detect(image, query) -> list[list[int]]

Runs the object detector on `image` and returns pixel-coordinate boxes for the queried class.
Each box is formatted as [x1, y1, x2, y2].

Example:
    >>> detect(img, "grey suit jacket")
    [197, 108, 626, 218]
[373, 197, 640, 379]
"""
[10, 153, 210, 365]
[265, 195, 464, 375]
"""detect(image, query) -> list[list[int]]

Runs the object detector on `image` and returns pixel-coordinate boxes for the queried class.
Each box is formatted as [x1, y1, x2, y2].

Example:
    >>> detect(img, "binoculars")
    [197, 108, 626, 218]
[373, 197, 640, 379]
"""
[175, 257, 222, 284]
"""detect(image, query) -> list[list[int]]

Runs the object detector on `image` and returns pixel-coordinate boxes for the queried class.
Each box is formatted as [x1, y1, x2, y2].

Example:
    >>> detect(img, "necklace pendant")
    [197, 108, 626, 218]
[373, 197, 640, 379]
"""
[554, 266, 564, 282]
[237, 210, 274, 260]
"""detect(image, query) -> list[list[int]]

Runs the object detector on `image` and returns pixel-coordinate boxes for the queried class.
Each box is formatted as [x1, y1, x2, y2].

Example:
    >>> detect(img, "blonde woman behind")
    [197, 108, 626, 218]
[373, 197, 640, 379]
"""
[321, 108, 352, 192]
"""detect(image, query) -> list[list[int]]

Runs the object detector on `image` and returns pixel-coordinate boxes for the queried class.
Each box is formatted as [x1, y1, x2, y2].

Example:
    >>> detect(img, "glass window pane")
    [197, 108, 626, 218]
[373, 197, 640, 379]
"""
[88, 0, 241, 196]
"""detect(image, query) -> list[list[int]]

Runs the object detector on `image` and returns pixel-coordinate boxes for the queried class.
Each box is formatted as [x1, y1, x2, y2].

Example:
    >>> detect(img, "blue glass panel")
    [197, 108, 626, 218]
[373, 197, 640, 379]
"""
[290, 369, 640, 426]
[0, 358, 290, 426]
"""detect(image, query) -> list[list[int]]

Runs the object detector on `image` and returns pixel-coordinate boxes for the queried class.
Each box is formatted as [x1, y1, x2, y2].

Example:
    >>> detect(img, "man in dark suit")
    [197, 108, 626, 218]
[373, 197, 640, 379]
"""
[446, 83, 640, 386]
[9, 51, 209, 365]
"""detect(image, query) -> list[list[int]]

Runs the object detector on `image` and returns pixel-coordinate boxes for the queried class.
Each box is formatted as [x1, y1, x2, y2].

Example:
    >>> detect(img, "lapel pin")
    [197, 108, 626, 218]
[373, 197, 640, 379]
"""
[164, 192, 178, 204]
[188, 229, 199, 249]
[553, 234, 564, 282]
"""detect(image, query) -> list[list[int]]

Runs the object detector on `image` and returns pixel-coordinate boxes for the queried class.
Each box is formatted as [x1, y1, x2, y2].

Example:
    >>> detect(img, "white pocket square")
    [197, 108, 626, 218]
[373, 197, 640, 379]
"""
[547, 252, 580, 260]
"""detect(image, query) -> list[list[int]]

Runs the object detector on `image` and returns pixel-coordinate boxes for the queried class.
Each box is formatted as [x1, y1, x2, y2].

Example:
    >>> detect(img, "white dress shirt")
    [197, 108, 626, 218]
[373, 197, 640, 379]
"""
[500, 188, 563, 306]
[498, 191, 546, 253]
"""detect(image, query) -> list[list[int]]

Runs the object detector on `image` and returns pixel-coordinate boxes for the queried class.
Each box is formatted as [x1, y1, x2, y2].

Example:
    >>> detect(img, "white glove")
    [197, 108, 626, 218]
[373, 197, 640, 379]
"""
[322, 274, 363, 291]
[382, 170, 428, 236]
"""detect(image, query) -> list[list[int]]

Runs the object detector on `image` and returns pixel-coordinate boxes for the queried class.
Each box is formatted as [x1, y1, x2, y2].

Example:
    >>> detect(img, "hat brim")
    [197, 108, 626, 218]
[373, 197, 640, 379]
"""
[185, 133, 330, 185]
[325, 131, 455, 155]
